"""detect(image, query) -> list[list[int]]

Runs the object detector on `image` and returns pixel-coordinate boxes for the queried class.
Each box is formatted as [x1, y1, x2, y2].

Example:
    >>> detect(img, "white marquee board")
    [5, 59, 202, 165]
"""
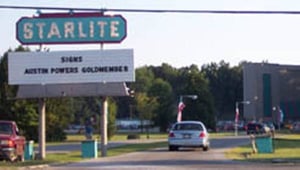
[8, 49, 134, 85]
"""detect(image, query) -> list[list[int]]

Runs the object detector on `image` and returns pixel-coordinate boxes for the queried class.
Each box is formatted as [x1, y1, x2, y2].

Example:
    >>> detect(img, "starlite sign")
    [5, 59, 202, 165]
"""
[16, 13, 127, 44]
[8, 49, 134, 85]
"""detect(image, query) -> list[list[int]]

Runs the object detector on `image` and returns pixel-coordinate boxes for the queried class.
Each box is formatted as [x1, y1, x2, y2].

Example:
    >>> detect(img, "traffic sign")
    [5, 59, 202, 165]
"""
[16, 13, 127, 44]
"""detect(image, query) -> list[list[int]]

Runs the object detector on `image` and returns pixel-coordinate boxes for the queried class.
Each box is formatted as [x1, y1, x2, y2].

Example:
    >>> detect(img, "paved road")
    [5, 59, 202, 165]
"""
[29, 136, 276, 169]
[27, 136, 300, 170]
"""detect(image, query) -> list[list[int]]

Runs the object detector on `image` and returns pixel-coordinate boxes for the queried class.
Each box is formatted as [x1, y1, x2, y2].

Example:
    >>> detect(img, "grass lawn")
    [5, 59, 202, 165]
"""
[107, 141, 167, 157]
[66, 131, 238, 143]
[0, 151, 83, 168]
[226, 134, 300, 163]
[66, 133, 168, 143]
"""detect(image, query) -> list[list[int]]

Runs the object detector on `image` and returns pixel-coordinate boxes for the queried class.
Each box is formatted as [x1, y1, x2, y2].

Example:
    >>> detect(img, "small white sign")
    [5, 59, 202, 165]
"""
[8, 49, 134, 85]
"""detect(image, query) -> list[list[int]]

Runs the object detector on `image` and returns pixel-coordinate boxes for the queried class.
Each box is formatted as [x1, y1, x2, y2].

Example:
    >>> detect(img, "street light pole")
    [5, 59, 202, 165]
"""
[180, 95, 198, 101]
[235, 100, 250, 136]
[177, 95, 198, 122]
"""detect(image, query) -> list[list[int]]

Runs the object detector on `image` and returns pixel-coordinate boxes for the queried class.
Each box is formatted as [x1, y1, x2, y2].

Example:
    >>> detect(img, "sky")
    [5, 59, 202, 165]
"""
[1, 0, 300, 68]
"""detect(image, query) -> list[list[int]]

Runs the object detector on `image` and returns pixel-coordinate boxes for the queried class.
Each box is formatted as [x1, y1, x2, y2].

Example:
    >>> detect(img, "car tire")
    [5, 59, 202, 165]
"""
[203, 145, 209, 151]
[169, 145, 178, 151]
[17, 154, 25, 162]
[174, 146, 179, 151]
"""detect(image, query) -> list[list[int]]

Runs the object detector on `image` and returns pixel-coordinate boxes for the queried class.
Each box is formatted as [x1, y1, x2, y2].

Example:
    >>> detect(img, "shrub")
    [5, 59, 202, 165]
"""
[127, 134, 140, 140]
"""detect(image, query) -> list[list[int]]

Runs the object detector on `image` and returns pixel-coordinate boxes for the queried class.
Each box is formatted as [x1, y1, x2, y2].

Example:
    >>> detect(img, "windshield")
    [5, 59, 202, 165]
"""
[173, 123, 203, 131]
[0, 123, 13, 135]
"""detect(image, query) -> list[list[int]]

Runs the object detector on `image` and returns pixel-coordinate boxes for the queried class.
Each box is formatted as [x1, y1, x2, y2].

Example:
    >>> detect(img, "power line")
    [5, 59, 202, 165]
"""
[1, 5, 300, 15]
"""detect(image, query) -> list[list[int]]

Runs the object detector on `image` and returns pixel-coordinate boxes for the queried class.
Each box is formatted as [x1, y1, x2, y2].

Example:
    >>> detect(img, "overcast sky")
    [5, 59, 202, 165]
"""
[1, 0, 300, 68]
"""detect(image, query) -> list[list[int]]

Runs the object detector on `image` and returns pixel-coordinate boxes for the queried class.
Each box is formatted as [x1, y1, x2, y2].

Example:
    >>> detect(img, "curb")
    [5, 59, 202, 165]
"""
[272, 159, 300, 165]
[19, 164, 49, 170]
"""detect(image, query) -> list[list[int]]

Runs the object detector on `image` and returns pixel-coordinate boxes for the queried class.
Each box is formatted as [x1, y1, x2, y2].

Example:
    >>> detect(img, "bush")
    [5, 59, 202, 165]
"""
[24, 125, 38, 142]
[108, 124, 116, 140]
[127, 134, 140, 140]
[46, 126, 67, 142]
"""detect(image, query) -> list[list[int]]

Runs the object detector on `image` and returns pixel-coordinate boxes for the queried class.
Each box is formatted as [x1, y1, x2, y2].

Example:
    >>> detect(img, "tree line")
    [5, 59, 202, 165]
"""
[0, 46, 243, 141]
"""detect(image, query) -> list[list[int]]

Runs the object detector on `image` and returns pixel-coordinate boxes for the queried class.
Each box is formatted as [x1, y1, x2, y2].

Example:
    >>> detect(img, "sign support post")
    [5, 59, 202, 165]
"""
[37, 44, 46, 160]
[100, 97, 108, 157]
[100, 38, 107, 157]
[38, 98, 46, 159]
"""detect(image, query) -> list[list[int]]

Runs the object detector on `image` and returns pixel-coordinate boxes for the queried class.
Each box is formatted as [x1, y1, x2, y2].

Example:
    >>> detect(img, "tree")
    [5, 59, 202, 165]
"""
[148, 78, 174, 132]
[135, 92, 158, 136]
[115, 67, 155, 119]
[150, 63, 179, 85]
[132, 64, 216, 130]
[177, 65, 215, 129]
[45, 98, 74, 141]
[0, 46, 41, 141]
[0, 46, 75, 141]
[201, 61, 243, 121]
[132, 67, 155, 93]
[107, 97, 117, 140]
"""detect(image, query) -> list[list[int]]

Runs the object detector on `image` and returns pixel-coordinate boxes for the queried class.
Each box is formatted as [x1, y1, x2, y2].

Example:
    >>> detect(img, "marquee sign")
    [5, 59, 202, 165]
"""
[16, 13, 127, 44]
[8, 49, 134, 85]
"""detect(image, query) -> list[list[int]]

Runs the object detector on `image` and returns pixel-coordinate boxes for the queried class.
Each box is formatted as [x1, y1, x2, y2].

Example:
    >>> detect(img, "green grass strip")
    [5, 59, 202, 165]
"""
[226, 135, 300, 163]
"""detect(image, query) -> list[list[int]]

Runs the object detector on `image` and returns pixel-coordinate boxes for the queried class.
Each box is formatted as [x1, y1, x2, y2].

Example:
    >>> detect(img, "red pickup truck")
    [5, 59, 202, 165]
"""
[0, 120, 26, 162]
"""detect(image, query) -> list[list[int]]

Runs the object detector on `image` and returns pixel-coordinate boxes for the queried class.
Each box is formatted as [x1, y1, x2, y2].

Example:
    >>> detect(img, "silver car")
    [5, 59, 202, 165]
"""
[168, 121, 210, 151]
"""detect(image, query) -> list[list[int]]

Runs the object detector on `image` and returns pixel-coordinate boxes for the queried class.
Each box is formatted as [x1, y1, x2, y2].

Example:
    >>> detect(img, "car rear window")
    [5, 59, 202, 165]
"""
[0, 123, 13, 135]
[173, 123, 203, 131]
[247, 123, 262, 129]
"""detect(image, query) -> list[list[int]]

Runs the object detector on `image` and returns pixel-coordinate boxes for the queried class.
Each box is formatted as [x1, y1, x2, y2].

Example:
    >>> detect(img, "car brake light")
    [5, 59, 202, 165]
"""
[8, 140, 14, 147]
[0, 140, 14, 147]
[169, 132, 175, 138]
[199, 132, 206, 138]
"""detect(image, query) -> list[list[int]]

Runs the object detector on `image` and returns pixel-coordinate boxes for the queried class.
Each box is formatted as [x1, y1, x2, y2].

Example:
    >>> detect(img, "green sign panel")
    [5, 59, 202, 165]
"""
[16, 13, 127, 44]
